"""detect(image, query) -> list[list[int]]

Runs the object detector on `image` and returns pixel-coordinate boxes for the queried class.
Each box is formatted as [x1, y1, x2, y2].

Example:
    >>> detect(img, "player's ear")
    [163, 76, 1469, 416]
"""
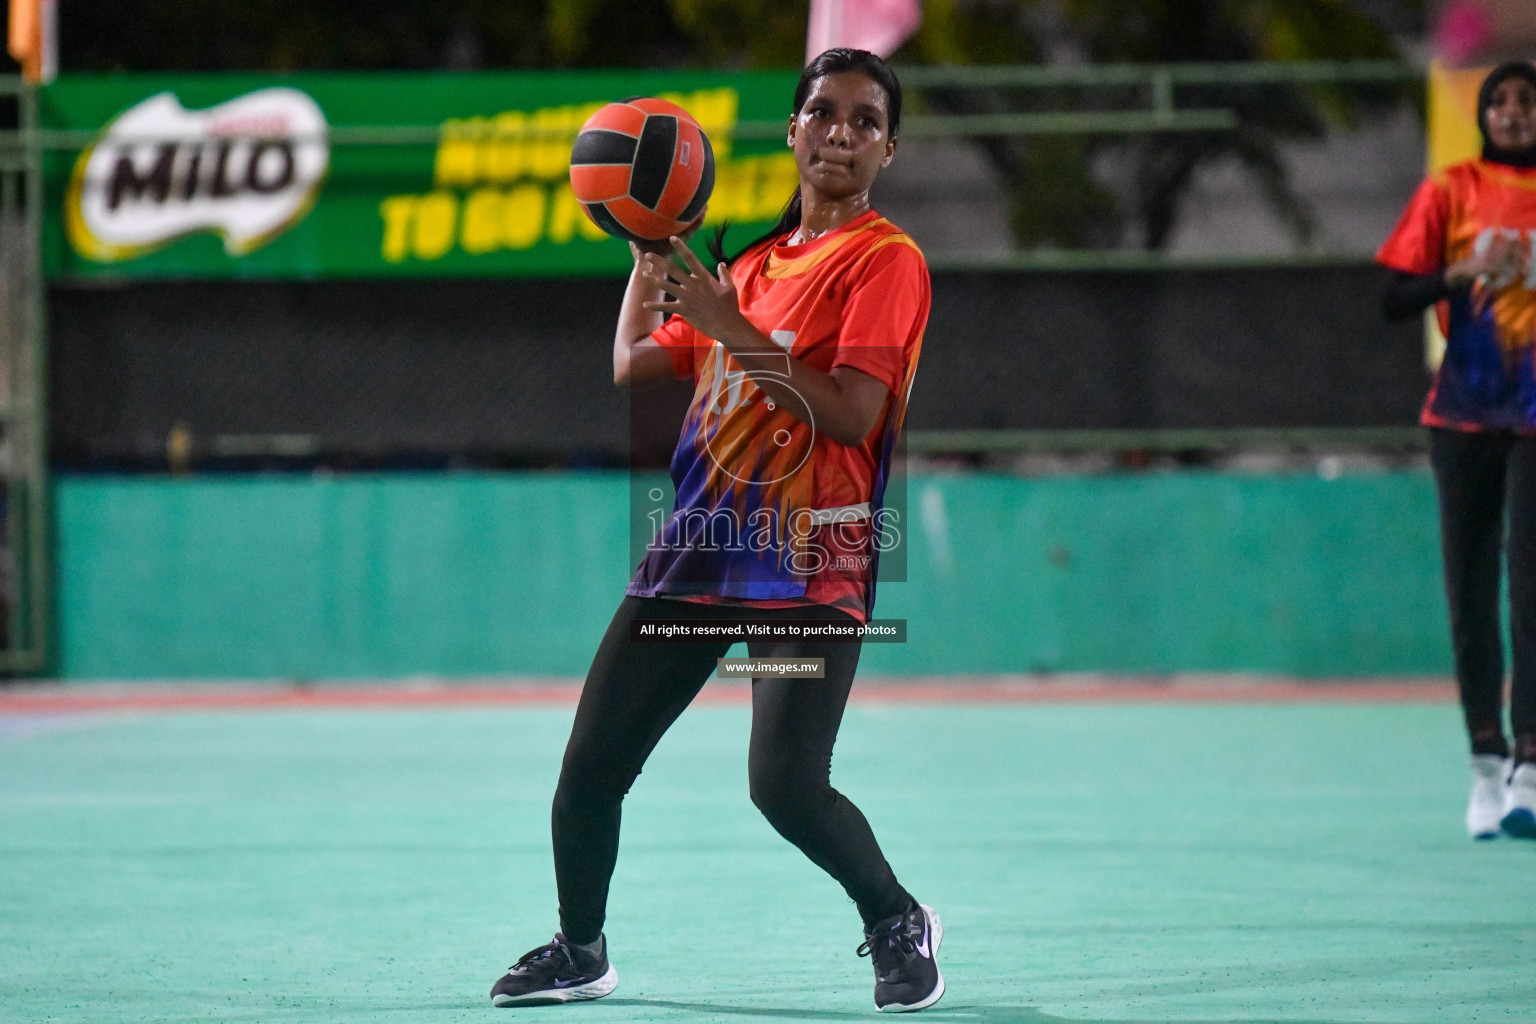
[786, 114, 796, 148]
[881, 135, 897, 167]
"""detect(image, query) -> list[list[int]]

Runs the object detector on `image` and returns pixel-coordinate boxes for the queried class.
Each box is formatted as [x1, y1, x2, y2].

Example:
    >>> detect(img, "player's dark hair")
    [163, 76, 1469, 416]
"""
[1477, 60, 1536, 168]
[707, 48, 902, 265]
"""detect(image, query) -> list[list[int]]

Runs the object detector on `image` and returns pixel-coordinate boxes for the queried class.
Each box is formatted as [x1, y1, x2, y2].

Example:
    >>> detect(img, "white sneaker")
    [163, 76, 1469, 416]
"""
[1467, 755, 1509, 839]
[1501, 762, 1536, 839]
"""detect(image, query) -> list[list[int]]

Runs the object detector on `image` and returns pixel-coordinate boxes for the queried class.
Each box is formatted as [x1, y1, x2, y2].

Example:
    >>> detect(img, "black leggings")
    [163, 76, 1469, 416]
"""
[551, 596, 913, 944]
[1429, 428, 1536, 761]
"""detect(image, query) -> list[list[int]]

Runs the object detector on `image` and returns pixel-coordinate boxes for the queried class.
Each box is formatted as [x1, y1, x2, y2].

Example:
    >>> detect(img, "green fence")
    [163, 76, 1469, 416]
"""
[13, 62, 1430, 677]
[56, 469, 1448, 679]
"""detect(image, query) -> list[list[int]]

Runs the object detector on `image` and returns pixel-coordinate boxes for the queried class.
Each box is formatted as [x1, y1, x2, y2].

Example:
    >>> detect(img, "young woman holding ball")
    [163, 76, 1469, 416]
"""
[490, 48, 941, 1013]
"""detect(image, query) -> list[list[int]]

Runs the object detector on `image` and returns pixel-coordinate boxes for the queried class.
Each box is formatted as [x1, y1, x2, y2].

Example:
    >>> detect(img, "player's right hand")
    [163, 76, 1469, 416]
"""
[1452, 232, 1530, 290]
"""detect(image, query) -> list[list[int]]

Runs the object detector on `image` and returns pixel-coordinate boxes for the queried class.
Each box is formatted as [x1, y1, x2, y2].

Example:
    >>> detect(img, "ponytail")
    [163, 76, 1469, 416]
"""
[707, 190, 802, 267]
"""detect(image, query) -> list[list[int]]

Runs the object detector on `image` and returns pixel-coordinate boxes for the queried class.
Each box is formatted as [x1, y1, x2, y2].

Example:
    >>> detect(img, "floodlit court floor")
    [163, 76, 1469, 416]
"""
[2, 680, 1533, 1024]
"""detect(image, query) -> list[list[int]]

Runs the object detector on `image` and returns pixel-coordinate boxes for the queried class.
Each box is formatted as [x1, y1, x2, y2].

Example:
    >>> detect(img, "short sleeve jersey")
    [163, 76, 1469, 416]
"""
[627, 210, 929, 623]
[1376, 159, 1536, 430]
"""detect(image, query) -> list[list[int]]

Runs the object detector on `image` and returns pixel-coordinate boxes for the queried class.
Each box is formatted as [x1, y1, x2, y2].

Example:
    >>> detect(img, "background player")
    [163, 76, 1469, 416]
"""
[1378, 59, 1536, 839]
[490, 48, 943, 1012]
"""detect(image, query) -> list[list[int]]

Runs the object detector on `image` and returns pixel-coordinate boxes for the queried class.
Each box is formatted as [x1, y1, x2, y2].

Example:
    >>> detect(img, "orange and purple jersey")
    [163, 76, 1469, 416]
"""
[627, 209, 929, 623]
[1377, 159, 1536, 430]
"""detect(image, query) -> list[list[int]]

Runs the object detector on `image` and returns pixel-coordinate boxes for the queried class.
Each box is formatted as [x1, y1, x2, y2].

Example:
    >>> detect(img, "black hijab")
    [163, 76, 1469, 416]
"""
[1478, 60, 1536, 168]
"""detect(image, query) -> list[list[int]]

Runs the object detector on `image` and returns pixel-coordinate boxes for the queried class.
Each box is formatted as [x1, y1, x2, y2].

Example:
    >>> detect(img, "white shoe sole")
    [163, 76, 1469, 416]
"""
[1469, 807, 1502, 840]
[878, 905, 945, 1013]
[491, 963, 618, 1007]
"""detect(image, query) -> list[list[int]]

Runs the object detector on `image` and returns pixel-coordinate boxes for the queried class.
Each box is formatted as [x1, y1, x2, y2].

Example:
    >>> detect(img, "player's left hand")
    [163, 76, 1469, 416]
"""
[629, 213, 706, 259]
[637, 237, 747, 343]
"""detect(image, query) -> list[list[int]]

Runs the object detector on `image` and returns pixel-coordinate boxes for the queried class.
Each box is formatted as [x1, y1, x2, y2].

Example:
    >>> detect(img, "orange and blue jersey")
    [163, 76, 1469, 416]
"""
[627, 209, 929, 623]
[1377, 159, 1536, 430]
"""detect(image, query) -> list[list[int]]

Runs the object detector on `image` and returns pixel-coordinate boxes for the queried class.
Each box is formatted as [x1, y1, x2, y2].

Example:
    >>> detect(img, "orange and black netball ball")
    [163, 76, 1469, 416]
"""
[569, 98, 716, 243]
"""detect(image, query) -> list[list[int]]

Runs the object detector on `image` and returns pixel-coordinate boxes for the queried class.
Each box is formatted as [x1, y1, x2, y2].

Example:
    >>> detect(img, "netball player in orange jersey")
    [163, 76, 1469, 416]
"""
[1379, 61, 1536, 838]
[490, 49, 941, 1012]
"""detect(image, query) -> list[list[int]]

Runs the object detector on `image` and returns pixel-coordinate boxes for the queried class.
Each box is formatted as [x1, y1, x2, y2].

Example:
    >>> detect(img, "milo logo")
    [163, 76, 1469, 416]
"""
[66, 88, 329, 260]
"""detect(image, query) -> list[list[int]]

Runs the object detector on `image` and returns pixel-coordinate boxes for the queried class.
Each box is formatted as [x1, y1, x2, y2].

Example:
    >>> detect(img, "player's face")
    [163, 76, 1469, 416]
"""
[788, 72, 897, 201]
[1485, 76, 1536, 152]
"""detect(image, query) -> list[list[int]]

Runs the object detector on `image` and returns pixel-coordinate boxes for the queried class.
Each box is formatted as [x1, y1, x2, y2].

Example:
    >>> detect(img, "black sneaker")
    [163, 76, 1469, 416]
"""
[490, 933, 618, 1007]
[857, 903, 944, 1012]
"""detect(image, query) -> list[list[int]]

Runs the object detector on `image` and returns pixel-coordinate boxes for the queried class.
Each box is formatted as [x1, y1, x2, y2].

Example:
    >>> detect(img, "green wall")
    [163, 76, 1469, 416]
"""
[55, 470, 1449, 679]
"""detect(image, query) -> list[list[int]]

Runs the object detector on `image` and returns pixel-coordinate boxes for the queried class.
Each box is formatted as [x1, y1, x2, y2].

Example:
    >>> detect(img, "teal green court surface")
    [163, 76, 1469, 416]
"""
[3, 694, 1533, 1023]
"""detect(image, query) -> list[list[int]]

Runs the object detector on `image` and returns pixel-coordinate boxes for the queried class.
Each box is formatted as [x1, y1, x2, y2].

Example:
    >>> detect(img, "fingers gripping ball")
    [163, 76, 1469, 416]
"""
[569, 98, 716, 243]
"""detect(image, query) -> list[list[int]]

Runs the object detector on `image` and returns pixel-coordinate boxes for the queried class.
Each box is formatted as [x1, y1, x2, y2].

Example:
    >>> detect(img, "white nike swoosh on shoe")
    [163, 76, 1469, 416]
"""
[913, 923, 930, 959]
[492, 964, 619, 1007]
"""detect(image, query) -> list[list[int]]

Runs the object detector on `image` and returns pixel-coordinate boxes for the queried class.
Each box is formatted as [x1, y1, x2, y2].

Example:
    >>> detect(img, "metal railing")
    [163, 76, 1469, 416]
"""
[904, 426, 1424, 455]
[6, 59, 1421, 151]
[0, 74, 51, 675]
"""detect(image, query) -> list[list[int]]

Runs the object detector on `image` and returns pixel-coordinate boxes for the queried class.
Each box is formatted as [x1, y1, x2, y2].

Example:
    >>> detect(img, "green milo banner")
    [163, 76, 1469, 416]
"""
[40, 71, 802, 280]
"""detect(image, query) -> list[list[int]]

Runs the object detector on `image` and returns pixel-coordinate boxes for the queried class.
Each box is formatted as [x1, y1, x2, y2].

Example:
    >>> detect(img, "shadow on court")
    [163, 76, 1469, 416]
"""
[603, 999, 1400, 1024]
